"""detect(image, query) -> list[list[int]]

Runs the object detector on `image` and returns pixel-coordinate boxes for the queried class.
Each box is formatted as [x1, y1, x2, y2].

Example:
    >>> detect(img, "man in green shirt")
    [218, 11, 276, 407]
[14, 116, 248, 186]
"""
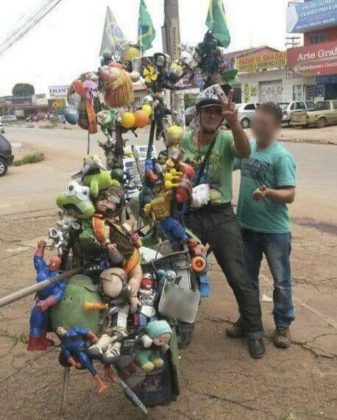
[235, 103, 296, 349]
[182, 85, 265, 358]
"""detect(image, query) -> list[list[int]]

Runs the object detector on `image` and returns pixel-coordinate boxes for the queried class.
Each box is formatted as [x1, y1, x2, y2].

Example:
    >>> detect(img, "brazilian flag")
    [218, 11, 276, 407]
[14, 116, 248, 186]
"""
[206, 0, 231, 48]
[138, 0, 156, 52]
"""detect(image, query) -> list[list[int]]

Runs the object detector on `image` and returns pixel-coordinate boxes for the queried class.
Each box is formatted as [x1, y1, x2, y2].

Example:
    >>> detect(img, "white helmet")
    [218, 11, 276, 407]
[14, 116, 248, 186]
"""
[195, 84, 225, 110]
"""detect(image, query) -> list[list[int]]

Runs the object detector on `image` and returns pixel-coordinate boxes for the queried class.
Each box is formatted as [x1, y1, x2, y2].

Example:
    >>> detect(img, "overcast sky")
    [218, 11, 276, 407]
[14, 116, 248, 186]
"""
[0, 0, 290, 96]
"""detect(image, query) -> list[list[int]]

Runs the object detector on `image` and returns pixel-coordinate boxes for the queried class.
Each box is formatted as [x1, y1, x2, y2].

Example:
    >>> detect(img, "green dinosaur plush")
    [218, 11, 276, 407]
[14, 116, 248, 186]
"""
[81, 154, 113, 198]
[56, 181, 95, 220]
[135, 320, 172, 374]
[83, 170, 113, 198]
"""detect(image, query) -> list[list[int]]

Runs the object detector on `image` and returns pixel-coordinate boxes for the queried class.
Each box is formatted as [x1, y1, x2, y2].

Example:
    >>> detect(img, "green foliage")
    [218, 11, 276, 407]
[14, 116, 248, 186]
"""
[12, 153, 45, 166]
[12, 83, 35, 98]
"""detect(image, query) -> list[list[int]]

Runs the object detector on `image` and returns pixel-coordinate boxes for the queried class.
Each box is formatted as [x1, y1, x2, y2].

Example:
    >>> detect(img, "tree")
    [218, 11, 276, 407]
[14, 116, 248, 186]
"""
[12, 83, 35, 98]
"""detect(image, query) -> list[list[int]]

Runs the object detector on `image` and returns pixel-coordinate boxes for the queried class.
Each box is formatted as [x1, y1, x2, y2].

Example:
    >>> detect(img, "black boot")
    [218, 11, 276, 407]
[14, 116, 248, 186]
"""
[248, 338, 265, 359]
[226, 319, 245, 338]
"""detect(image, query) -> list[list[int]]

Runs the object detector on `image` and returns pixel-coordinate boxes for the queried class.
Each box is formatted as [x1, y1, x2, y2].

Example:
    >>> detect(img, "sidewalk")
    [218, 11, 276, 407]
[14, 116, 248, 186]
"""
[0, 212, 337, 418]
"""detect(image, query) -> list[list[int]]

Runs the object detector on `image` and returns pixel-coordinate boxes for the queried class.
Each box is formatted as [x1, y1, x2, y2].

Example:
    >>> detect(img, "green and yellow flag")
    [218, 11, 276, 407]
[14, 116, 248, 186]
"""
[138, 0, 156, 52]
[206, 0, 231, 48]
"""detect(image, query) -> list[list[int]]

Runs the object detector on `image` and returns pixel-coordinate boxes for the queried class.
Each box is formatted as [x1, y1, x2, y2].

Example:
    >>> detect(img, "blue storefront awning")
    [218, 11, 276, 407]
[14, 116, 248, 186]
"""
[316, 75, 337, 84]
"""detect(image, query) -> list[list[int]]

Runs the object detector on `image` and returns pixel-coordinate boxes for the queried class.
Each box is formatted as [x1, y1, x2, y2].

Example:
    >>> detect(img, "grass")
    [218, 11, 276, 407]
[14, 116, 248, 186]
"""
[12, 153, 45, 167]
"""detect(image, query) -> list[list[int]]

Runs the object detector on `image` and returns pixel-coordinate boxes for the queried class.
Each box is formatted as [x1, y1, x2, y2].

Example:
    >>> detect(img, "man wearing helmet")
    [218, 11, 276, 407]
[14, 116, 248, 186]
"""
[181, 84, 265, 358]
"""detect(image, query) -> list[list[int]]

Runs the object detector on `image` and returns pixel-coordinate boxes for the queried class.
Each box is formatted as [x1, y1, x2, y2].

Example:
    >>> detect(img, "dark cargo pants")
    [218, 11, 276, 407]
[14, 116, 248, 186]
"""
[184, 204, 264, 338]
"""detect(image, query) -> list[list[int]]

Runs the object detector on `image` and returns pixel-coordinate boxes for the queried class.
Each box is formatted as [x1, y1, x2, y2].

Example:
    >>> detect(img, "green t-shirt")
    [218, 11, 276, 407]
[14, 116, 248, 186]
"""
[181, 130, 235, 204]
[235, 140, 296, 234]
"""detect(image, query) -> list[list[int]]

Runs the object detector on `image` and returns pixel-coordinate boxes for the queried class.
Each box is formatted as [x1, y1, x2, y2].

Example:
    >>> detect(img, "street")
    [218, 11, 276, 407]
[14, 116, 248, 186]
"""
[0, 125, 337, 419]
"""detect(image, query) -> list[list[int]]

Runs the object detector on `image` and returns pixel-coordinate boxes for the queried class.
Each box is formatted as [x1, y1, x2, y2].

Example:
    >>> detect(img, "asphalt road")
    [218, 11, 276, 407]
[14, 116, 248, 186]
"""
[0, 125, 336, 224]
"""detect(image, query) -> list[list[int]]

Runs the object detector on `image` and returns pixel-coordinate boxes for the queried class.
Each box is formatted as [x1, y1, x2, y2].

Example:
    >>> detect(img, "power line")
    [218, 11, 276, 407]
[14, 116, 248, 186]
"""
[0, 0, 63, 56]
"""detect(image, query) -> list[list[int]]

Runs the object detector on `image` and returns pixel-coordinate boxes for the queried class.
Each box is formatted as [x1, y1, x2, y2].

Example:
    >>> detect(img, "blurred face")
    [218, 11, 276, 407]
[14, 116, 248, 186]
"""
[198, 105, 223, 133]
[252, 110, 280, 145]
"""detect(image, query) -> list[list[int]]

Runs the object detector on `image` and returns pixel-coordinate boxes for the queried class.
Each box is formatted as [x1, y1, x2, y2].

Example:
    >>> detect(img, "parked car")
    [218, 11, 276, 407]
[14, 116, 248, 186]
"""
[185, 106, 196, 126]
[279, 101, 316, 125]
[0, 122, 4, 134]
[291, 100, 337, 128]
[236, 103, 260, 129]
[0, 134, 14, 176]
[0, 114, 17, 123]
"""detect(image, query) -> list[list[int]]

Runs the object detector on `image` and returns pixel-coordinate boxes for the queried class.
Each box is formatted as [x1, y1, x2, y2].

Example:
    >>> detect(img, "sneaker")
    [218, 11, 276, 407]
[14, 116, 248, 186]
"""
[226, 320, 245, 338]
[274, 327, 291, 349]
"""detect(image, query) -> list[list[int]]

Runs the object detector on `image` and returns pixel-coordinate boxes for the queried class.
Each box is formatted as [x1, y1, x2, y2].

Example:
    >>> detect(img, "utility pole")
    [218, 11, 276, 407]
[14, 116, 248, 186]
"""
[162, 0, 181, 61]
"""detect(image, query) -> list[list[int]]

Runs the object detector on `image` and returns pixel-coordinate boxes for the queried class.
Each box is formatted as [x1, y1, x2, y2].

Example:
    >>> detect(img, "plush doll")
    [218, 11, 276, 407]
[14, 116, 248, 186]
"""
[87, 268, 130, 364]
[81, 154, 113, 198]
[99, 64, 134, 108]
[91, 185, 143, 313]
[136, 320, 172, 373]
[56, 180, 95, 220]
[144, 181, 187, 250]
[27, 240, 65, 351]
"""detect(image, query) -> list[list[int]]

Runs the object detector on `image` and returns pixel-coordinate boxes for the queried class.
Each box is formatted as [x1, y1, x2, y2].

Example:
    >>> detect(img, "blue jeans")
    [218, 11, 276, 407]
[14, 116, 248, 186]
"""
[242, 229, 295, 328]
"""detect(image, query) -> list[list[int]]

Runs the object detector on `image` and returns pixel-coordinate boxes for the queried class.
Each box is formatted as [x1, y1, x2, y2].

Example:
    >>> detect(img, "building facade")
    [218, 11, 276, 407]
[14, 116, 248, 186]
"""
[287, 0, 337, 100]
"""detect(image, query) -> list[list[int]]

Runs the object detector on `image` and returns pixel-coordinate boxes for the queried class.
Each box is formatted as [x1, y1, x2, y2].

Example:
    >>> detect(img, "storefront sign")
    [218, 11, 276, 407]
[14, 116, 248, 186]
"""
[287, 41, 337, 76]
[236, 51, 287, 72]
[48, 85, 69, 99]
[287, 0, 337, 33]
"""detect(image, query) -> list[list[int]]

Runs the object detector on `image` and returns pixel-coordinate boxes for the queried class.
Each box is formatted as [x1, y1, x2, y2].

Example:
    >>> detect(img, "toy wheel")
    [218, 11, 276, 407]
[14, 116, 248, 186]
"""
[191, 256, 207, 273]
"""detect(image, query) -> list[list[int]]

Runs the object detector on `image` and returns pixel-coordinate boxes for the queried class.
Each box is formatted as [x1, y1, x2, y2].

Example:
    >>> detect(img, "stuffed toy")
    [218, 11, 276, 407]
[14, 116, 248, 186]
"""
[56, 181, 95, 220]
[99, 64, 134, 108]
[81, 154, 113, 198]
[136, 320, 172, 373]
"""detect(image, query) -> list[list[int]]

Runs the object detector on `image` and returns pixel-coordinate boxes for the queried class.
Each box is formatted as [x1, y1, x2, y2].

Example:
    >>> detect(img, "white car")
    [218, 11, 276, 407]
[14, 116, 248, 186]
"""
[0, 122, 4, 134]
[278, 101, 316, 125]
[236, 103, 260, 129]
[0, 115, 17, 123]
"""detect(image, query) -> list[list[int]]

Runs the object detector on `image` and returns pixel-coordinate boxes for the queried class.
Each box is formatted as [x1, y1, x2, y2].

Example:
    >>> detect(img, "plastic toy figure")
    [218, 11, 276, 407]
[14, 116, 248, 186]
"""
[56, 326, 108, 393]
[188, 238, 211, 297]
[144, 181, 187, 250]
[91, 185, 142, 313]
[27, 240, 65, 351]
[137, 273, 157, 326]
[87, 268, 130, 364]
[136, 320, 172, 373]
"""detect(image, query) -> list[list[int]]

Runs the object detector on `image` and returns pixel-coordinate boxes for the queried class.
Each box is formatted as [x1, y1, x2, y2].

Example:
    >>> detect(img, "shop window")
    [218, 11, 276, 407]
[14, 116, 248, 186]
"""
[293, 85, 303, 101]
[304, 85, 316, 101]
[311, 33, 328, 44]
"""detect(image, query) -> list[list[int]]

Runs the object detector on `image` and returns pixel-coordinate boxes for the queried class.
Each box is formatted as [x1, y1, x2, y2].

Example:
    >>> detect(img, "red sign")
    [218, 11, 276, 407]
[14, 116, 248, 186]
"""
[287, 41, 337, 76]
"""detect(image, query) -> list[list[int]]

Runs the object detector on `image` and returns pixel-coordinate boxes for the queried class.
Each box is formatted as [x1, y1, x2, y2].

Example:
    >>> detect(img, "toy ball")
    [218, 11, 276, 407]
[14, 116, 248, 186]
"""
[142, 95, 154, 105]
[121, 112, 136, 129]
[129, 71, 141, 82]
[167, 125, 184, 145]
[134, 110, 150, 128]
[142, 104, 152, 117]
[65, 106, 79, 125]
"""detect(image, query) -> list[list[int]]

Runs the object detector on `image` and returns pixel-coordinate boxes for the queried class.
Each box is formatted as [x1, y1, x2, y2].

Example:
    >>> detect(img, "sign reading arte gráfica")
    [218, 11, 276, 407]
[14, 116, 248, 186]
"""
[287, 41, 337, 76]
[236, 51, 287, 73]
[287, 0, 337, 33]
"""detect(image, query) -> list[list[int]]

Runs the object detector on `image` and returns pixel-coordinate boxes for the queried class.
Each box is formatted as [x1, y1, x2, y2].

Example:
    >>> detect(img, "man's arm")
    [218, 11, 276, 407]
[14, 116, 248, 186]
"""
[253, 186, 295, 203]
[218, 90, 250, 158]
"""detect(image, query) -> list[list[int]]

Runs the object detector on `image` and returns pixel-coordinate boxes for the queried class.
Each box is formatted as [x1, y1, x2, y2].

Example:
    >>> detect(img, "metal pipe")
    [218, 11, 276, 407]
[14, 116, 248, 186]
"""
[0, 266, 84, 308]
